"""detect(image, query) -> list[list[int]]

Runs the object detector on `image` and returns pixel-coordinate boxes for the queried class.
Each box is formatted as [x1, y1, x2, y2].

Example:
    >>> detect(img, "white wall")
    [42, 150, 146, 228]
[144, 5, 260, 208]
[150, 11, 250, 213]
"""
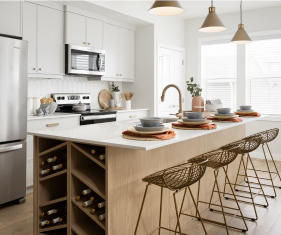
[184, 6, 281, 159]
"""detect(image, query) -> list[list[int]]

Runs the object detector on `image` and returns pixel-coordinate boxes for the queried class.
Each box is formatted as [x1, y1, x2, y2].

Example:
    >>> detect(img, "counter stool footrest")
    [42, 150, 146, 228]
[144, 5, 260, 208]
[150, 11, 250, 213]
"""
[229, 187, 276, 198]
[247, 168, 278, 175]
[242, 180, 281, 189]
[221, 193, 268, 208]
[225, 182, 262, 191]
[238, 173, 272, 181]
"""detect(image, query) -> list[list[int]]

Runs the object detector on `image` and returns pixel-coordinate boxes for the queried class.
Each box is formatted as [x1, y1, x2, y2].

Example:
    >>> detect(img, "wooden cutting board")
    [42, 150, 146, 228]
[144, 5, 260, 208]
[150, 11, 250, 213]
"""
[98, 89, 112, 109]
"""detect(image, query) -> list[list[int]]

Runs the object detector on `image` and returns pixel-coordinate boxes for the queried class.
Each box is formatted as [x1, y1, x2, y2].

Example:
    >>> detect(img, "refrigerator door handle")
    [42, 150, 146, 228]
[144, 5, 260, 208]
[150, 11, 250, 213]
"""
[0, 144, 23, 153]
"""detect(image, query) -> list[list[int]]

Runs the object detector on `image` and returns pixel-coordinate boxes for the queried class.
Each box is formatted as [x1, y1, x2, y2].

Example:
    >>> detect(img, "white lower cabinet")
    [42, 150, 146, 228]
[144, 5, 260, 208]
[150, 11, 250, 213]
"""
[26, 116, 80, 187]
[117, 110, 148, 121]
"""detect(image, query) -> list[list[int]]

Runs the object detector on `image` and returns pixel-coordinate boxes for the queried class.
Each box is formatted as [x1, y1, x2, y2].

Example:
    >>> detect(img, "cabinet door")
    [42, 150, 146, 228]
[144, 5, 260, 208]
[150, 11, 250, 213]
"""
[86, 17, 103, 48]
[23, 2, 37, 74]
[120, 28, 135, 81]
[65, 12, 86, 46]
[37, 5, 64, 75]
[103, 23, 119, 79]
[0, 1, 22, 37]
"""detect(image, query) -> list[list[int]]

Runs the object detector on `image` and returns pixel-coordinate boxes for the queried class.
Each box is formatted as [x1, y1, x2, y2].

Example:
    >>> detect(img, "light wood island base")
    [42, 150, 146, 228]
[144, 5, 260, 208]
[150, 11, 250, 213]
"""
[33, 124, 246, 235]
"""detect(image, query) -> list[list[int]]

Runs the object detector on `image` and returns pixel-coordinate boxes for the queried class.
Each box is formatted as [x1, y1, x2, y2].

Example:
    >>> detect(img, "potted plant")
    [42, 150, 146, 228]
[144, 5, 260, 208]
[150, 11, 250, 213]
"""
[186, 77, 204, 112]
[111, 82, 122, 108]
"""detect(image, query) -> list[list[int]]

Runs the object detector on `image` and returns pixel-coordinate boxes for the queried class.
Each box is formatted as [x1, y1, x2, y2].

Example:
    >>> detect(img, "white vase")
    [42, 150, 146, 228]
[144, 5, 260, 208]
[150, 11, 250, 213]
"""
[125, 100, 131, 110]
[113, 92, 122, 108]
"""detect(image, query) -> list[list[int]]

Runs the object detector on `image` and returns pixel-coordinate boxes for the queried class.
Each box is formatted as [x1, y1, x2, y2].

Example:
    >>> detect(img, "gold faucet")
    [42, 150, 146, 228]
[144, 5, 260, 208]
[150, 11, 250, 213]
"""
[161, 84, 183, 118]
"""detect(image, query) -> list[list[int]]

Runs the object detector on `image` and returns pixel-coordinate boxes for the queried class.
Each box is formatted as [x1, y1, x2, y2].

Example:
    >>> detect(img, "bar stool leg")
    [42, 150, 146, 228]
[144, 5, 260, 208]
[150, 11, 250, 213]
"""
[266, 143, 281, 185]
[173, 191, 182, 235]
[247, 154, 269, 208]
[213, 169, 230, 235]
[196, 180, 200, 217]
[208, 177, 217, 211]
[234, 154, 244, 191]
[262, 144, 277, 198]
[158, 187, 163, 235]
[134, 184, 150, 235]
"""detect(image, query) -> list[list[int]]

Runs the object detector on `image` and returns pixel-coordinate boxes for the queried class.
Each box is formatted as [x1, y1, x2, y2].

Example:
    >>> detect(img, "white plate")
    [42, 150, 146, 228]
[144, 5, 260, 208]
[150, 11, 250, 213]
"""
[135, 124, 165, 132]
[211, 114, 239, 119]
[215, 113, 235, 116]
[179, 119, 211, 125]
[236, 109, 255, 113]
[127, 126, 170, 135]
[182, 117, 206, 122]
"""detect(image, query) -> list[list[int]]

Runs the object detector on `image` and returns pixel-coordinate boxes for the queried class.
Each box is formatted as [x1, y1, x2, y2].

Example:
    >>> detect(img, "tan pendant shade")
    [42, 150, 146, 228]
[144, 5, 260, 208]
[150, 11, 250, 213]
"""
[232, 24, 252, 44]
[149, 0, 184, 16]
[199, 6, 226, 32]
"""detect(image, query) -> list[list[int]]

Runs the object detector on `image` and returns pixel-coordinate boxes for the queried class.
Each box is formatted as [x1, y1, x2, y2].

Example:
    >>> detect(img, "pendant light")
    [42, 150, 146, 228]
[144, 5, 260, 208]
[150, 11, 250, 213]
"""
[232, 0, 252, 44]
[149, 0, 184, 16]
[199, 0, 226, 33]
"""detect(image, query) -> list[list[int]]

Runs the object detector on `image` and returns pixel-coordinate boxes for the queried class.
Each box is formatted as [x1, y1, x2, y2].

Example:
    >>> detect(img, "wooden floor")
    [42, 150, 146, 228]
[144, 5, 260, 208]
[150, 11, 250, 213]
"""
[1, 159, 281, 235]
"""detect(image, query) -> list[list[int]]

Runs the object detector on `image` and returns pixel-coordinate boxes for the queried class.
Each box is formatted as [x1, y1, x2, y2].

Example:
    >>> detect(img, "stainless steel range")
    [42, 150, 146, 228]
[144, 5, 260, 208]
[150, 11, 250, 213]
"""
[52, 93, 117, 125]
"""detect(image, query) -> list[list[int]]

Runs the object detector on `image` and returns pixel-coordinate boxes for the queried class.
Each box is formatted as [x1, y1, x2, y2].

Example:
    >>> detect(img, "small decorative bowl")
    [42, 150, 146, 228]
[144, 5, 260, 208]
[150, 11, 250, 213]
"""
[217, 108, 231, 114]
[185, 112, 203, 119]
[140, 117, 162, 127]
[240, 105, 252, 111]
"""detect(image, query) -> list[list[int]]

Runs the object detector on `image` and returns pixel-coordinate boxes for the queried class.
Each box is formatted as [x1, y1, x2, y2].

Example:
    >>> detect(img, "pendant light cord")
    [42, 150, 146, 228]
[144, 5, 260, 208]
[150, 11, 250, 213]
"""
[240, 0, 243, 24]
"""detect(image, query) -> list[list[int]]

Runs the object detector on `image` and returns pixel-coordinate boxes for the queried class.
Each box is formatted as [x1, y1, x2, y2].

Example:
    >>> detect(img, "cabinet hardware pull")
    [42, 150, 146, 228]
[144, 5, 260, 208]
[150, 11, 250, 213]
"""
[88, 42, 91, 45]
[32, 67, 36, 71]
[46, 123, 59, 127]
[38, 68, 42, 71]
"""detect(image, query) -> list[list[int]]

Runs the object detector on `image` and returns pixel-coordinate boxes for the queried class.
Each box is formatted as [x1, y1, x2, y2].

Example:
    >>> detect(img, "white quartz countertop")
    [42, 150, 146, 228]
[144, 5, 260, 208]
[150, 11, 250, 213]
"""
[28, 116, 264, 151]
[28, 113, 81, 121]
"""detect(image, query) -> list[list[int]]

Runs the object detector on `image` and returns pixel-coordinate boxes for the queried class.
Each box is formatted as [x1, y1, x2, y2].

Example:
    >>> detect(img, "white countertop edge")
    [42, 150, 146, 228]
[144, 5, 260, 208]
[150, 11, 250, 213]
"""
[28, 113, 81, 121]
[28, 116, 263, 151]
[117, 108, 149, 113]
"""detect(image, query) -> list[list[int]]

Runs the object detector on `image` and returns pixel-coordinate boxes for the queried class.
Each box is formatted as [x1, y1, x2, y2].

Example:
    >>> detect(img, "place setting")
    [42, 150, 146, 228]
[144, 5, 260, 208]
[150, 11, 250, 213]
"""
[208, 108, 243, 122]
[235, 105, 261, 117]
[122, 118, 176, 141]
[172, 112, 217, 130]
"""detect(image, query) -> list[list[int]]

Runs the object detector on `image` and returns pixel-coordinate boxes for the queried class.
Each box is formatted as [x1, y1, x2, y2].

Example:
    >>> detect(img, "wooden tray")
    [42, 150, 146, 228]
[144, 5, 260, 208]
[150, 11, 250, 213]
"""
[210, 114, 239, 119]
[98, 89, 112, 109]
[127, 126, 170, 135]
[179, 120, 212, 125]
[122, 134, 161, 141]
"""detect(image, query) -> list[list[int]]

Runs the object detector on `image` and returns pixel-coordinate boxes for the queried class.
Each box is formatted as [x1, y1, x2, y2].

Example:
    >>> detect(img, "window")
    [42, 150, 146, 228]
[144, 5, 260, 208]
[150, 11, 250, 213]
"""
[201, 43, 237, 109]
[246, 39, 281, 114]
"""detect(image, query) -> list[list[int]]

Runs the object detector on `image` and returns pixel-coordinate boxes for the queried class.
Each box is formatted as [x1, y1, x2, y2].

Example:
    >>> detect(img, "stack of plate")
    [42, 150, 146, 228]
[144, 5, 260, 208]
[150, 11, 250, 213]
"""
[131, 117, 168, 134]
[213, 108, 239, 119]
[236, 105, 256, 114]
[181, 117, 211, 125]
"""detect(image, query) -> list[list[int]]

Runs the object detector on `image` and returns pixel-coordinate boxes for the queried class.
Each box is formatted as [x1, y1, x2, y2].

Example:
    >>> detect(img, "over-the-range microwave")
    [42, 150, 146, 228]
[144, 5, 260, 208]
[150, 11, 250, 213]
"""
[65, 44, 105, 76]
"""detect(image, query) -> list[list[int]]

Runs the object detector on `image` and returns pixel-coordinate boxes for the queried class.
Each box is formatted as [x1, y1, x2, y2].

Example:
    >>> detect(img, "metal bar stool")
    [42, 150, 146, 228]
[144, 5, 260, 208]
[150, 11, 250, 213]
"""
[179, 149, 248, 235]
[221, 135, 268, 221]
[134, 159, 208, 235]
[242, 128, 280, 198]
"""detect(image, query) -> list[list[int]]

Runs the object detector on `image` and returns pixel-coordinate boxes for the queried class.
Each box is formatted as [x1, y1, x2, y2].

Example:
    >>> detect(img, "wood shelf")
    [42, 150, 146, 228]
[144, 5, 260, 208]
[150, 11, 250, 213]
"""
[72, 169, 105, 199]
[40, 169, 67, 182]
[72, 198, 105, 230]
[72, 143, 105, 169]
[39, 224, 67, 233]
[39, 142, 67, 157]
[39, 196, 67, 208]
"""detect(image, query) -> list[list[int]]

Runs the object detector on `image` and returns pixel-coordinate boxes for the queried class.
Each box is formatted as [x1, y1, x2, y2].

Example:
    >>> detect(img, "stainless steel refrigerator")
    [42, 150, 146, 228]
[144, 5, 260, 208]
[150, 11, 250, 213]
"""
[0, 35, 27, 205]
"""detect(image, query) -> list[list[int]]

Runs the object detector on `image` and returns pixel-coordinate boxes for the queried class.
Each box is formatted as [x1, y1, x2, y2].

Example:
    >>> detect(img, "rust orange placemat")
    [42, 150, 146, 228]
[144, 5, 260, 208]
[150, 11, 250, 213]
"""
[172, 122, 217, 130]
[122, 130, 176, 140]
[207, 117, 243, 122]
[235, 112, 261, 117]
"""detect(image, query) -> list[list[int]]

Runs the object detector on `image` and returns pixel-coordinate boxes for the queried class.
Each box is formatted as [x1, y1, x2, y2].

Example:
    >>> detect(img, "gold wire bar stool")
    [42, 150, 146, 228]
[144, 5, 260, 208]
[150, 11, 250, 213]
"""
[179, 149, 248, 235]
[134, 160, 208, 235]
[221, 135, 268, 222]
[243, 128, 280, 198]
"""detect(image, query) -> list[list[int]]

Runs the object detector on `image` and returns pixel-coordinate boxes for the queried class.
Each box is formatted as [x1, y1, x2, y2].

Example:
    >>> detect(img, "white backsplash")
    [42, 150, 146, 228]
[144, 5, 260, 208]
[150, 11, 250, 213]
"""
[28, 76, 123, 109]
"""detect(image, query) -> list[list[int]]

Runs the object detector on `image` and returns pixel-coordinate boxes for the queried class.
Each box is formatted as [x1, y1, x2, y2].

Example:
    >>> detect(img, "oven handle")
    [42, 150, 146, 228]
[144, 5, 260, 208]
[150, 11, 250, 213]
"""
[81, 114, 116, 121]
[0, 143, 23, 153]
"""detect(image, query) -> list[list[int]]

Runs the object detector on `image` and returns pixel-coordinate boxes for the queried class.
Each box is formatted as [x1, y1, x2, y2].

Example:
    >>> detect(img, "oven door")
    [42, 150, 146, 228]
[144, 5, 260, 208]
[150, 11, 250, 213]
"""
[80, 114, 116, 125]
[65, 44, 105, 76]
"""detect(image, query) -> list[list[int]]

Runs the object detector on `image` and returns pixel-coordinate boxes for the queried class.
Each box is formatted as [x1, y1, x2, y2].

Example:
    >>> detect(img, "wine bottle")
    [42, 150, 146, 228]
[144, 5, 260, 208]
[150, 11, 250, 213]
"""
[82, 196, 95, 207]
[52, 217, 63, 224]
[40, 168, 50, 176]
[98, 213, 105, 221]
[91, 149, 96, 155]
[47, 208, 58, 216]
[81, 188, 92, 196]
[52, 163, 63, 171]
[98, 154, 105, 161]
[47, 156, 58, 163]
[40, 220, 50, 227]
[97, 201, 105, 209]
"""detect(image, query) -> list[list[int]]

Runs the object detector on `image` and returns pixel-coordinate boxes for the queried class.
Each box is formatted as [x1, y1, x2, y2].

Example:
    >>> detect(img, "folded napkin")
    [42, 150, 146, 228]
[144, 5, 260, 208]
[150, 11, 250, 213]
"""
[172, 122, 217, 130]
[207, 117, 243, 122]
[122, 130, 176, 140]
[235, 112, 261, 117]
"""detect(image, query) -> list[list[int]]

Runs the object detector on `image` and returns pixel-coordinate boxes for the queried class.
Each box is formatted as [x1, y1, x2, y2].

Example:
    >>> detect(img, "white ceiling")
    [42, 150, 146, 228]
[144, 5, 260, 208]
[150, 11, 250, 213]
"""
[89, 0, 281, 19]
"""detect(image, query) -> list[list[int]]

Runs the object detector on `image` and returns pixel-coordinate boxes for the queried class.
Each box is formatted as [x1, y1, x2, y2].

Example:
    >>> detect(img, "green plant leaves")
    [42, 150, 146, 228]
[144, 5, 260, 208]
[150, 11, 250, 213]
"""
[186, 77, 202, 97]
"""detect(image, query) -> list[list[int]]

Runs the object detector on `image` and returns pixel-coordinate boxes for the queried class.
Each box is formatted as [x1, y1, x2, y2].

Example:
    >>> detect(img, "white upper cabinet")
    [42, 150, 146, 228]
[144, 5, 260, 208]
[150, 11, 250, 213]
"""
[86, 17, 103, 48]
[65, 12, 86, 46]
[0, 1, 22, 37]
[23, 2, 64, 78]
[37, 6, 64, 76]
[103, 23, 135, 81]
[65, 12, 103, 48]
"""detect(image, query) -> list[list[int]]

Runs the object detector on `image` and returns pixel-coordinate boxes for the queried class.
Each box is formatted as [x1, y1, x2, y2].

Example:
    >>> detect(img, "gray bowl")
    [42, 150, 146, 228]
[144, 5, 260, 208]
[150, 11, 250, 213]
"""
[240, 105, 252, 111]
[185, 112, 203, 119]
[217, 108, 231, 114]
[140, 117, 162, 127]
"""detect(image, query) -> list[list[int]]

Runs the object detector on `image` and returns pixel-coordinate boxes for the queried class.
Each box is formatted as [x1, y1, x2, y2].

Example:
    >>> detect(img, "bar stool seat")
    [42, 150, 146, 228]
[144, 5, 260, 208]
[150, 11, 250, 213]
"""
[134, 160, 208, 235]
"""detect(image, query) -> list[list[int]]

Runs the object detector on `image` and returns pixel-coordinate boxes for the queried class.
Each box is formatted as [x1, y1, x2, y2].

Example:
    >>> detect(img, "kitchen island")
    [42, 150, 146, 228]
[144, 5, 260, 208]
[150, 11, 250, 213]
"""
[29, 117, 261, 235]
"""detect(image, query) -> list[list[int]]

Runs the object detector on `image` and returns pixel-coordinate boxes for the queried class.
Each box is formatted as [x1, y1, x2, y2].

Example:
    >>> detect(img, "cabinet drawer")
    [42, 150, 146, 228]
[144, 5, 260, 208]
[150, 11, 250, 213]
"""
[27, 116, 80, 131]
[117, 110, 148, 121]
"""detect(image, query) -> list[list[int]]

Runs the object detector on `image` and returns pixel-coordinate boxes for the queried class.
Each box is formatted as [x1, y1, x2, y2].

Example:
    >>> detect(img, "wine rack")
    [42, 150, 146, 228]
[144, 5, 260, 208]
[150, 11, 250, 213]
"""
[34, 137, 107, 235]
